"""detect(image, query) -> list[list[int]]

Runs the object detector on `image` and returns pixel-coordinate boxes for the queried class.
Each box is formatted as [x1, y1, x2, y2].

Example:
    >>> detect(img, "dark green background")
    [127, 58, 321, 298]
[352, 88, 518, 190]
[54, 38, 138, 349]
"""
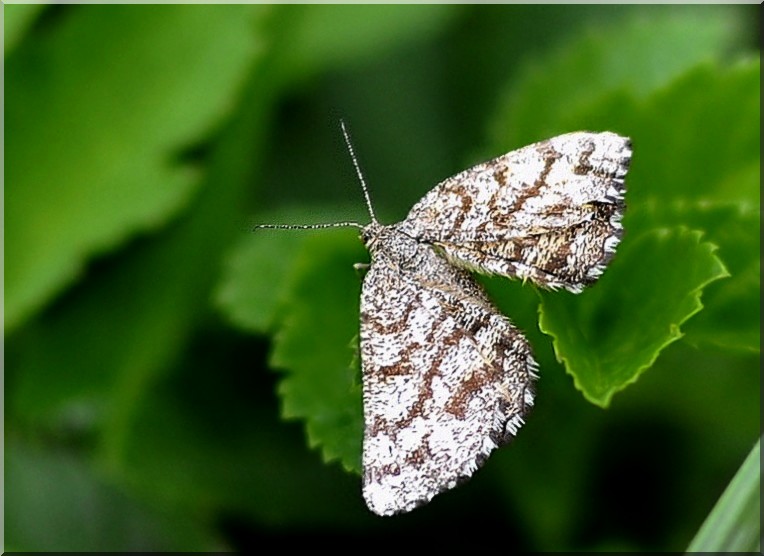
[5, 4, 760, 549]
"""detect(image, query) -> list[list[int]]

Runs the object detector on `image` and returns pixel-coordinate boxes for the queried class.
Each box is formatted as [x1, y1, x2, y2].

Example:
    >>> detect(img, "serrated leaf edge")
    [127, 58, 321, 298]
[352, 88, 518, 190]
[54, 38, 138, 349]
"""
[540, 227, 730, 408]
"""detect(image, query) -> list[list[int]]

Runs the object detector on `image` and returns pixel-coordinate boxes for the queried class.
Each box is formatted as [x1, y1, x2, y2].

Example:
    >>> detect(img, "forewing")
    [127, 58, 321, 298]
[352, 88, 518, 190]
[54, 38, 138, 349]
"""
[400, 132, 632, 292]
[359, 239, 536, 516]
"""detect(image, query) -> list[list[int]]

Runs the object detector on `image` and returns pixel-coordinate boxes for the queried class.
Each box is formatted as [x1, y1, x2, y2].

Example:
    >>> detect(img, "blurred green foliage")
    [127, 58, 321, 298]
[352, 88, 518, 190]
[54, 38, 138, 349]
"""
[687, 437, 760, 553]
[5, 4, 759, 550]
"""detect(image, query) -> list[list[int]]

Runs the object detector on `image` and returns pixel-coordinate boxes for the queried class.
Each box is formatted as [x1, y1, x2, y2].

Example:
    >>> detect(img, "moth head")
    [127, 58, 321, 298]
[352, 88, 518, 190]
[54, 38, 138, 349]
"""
[361, 221, 383, 252]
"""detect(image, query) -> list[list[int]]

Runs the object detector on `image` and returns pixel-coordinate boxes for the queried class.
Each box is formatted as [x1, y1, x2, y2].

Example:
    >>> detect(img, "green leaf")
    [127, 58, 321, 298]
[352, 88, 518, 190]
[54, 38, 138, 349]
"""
[539, 228, 729, 407]
[8, 40, 272, 471]
[5, 5, 264, 332]
[215, 205, 363, 334]
[216, 232, 309, 334]
[269, 232, 366, 473]
[214, 208, 369, 473]
[491, 6, 743, 148]
[626, 61, 759, 208]
[640, 198, 760, 353]
[216, 210, 370, 473]
[686, 438, 761, 553]
[625, 62, 760, 352]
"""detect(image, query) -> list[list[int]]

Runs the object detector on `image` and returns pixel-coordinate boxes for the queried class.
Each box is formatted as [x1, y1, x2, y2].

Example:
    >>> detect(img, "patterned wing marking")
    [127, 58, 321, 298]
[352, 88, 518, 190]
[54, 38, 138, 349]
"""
[359, 225, 537, 516]
[400, 132, 631, 291]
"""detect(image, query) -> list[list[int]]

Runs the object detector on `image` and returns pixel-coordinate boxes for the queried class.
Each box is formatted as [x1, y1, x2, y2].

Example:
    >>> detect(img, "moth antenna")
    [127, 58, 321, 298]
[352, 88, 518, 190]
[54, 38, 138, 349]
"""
[340, 119, 378, 224]
[254, 121, 374, 232]
[253, 222, 363, 232]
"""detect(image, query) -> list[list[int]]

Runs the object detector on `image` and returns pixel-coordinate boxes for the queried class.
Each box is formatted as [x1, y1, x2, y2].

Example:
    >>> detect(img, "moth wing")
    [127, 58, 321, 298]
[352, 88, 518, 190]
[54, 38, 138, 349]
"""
[400, 132, 632, 292]
[359, 241, 536, 516]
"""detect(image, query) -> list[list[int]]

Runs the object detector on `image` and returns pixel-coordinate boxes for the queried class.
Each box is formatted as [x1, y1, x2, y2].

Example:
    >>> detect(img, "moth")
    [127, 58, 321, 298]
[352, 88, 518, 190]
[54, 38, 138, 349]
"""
[259, 123, 631, 516]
